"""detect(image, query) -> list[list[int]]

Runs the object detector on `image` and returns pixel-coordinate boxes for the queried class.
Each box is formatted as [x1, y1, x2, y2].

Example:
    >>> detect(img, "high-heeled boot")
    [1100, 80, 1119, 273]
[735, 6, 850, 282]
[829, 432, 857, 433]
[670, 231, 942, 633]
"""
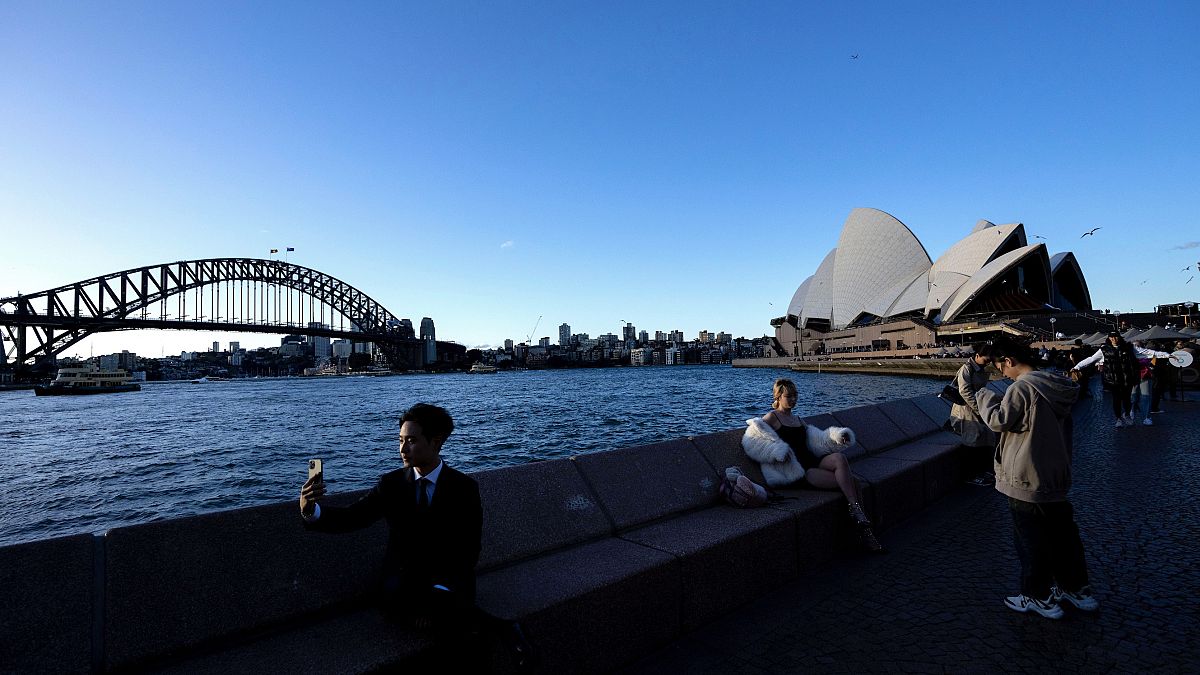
[848, 502, 886, 554]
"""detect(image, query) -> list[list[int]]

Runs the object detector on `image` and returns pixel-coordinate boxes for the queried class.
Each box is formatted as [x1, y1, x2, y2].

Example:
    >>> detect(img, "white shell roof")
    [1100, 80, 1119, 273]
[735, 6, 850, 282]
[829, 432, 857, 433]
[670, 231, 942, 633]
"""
[941, 244, 1048, 321]
[924, 223, 1026, 317]
[828, 208, 931, 327]
[786, 210, 1090, 330]
[800, 248, 837, 325]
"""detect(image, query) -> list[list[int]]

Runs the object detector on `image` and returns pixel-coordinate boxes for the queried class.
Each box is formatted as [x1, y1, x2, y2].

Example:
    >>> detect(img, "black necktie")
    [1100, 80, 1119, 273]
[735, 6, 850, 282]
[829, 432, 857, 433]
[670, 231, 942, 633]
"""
[417, 477, 430, 511]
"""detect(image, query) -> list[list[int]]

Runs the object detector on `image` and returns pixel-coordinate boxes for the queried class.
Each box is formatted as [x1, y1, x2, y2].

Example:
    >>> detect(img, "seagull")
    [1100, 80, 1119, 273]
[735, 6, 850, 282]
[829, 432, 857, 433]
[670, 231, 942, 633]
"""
[1080, 227, 1102, 238]
[1032, 235, 1046, 239]
[1183, 266, 1192, 272]
[1188, 276, 1195, 285]
[1140, 280, 1148, 285]
[850, 54, 859, 60]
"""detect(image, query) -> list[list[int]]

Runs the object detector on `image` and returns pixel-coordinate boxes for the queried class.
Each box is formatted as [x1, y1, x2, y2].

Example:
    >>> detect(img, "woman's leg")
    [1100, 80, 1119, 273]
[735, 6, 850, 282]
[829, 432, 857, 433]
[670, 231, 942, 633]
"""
[803, 452, 860, 503]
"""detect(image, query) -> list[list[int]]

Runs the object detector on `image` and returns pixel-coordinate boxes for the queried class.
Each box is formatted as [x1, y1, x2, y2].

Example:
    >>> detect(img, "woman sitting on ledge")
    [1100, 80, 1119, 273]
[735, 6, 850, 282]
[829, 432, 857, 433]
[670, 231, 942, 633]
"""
[741, 377, 885, 554]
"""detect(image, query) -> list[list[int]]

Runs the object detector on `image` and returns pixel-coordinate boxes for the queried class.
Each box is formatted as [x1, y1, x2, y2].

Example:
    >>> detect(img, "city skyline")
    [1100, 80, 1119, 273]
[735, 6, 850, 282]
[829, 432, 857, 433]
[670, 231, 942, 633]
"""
[3, 3, 1198, 359]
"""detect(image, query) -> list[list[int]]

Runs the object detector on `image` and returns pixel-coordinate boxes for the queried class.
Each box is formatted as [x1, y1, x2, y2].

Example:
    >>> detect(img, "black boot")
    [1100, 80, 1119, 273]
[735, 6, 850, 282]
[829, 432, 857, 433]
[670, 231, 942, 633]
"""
[848, 502, 886, 554]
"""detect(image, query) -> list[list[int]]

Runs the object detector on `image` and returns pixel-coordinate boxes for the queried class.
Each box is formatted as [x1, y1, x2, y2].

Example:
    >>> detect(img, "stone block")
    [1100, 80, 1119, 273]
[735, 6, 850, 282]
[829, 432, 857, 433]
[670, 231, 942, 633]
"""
[0, 533, 93, 675]
[476, 459, 611, 571]
[620, 506, 797, 630]
[881, 439, 964, 504]
[830, 405, 907, 454]
[477, 538, 680, 674]
[848, 456, 925, 530]
[910, 393, 952, 429]
[104, 495, 386, 671]
[876, 398, 940, 440]
[571, 439, 719, 531]
[690, 427, 769, 487]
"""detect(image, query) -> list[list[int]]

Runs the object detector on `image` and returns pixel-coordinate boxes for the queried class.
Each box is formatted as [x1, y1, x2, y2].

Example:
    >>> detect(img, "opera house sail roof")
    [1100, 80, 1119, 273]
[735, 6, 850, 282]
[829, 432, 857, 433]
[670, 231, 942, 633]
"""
[784, 208, 1091, 331]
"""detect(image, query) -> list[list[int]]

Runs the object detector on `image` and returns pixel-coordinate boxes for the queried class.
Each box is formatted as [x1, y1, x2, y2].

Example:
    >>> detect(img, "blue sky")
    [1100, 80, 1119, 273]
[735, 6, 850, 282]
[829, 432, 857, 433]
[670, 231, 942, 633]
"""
[2, 1, 1198, 357]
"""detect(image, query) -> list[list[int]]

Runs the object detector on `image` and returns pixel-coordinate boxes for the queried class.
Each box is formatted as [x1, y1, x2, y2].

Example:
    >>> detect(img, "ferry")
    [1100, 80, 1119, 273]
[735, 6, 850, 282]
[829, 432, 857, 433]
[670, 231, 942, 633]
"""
[468, 362, 498, 374]
[34, 366, 142, 396]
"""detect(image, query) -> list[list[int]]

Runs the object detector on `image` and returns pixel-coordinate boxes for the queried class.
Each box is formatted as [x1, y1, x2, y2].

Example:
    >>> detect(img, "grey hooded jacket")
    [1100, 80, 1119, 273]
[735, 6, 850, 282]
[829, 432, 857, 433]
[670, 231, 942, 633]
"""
[974, 370, 1079, 503]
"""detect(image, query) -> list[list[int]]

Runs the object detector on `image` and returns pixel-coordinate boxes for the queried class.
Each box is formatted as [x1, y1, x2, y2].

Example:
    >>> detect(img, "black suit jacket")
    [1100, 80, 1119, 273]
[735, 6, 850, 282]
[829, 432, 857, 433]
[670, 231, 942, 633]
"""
[305, 464, 483, 603]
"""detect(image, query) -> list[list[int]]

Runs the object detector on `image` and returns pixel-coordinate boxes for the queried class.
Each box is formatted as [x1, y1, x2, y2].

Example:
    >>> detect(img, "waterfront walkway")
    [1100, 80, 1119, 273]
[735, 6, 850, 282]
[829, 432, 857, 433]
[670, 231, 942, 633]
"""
[624, 391, 1199, 674]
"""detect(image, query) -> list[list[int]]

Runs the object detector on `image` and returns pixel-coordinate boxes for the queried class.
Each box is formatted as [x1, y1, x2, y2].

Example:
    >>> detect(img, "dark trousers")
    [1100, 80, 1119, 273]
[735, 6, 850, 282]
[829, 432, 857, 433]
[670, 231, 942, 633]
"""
[1009, 498, 1090, 600]
[1109, 382, 1134, 418]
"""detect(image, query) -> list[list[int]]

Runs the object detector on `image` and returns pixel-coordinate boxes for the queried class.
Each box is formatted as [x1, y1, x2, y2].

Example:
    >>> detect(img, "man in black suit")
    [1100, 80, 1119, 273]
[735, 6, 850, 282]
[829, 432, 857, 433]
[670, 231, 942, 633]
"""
[300, 403, 530, 669]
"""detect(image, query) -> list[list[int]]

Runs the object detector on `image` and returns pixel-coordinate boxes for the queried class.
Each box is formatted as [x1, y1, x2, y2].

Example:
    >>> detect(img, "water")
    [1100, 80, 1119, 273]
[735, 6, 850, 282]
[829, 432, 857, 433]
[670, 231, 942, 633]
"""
[0, 366, 942, 547]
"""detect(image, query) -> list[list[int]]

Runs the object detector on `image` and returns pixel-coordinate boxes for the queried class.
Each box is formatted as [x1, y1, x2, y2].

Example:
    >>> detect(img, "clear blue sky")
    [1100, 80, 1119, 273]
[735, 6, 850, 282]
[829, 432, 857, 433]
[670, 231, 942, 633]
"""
[2, 1, 1198, 357]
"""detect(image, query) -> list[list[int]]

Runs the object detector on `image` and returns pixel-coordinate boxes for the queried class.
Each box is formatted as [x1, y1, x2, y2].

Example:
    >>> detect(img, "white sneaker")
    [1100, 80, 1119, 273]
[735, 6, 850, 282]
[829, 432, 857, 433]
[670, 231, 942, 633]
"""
[1143, 418, 1153, 426]
[1004, 594, 1064, 619]
[1052, 585, 1099, 611]
[1123, 413, 1135, 425]
[1114, 418, 1125, 429]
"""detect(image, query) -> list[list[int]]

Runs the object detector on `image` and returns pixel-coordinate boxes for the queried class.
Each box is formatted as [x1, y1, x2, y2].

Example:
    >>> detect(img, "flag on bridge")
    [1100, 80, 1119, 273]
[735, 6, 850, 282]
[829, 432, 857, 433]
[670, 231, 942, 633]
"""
[286, 247, 295, 252]
[270, 248, 278, 254]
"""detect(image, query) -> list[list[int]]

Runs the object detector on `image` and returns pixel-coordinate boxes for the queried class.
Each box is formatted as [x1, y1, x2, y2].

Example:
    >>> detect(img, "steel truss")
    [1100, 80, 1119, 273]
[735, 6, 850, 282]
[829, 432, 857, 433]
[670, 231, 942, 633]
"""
[1, 258, 421, 372]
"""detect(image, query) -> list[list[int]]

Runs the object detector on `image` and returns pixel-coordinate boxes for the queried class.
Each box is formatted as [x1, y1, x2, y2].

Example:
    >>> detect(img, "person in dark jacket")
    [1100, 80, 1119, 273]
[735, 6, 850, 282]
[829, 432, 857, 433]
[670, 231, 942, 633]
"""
[1073, 332, 1165, 427]
[300, 403, 532, 670]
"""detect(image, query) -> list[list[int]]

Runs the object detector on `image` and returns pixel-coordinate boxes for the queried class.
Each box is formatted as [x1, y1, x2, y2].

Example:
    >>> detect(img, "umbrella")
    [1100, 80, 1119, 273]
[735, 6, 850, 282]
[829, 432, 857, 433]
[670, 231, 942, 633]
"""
[1132, 326, 1195, 342]
[1179, 327, 1197, 336]
[1121, 328, 1141, 340]
[1083, 331, 1109, 346]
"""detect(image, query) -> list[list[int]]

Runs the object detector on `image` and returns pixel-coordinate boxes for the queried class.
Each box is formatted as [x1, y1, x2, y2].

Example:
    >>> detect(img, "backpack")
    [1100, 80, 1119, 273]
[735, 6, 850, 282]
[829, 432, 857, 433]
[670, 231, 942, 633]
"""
[719, 467, 770, 508]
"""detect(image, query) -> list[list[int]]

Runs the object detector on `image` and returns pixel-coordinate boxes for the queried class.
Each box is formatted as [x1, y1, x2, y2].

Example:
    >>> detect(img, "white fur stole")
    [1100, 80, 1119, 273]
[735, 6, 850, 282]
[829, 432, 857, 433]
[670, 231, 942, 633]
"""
[741, 418, 857, 487]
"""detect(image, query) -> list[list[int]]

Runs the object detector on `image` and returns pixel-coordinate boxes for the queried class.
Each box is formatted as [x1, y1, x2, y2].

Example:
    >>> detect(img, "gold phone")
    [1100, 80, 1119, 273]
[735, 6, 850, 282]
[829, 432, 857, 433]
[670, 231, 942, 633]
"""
[308, 458, 323, 480]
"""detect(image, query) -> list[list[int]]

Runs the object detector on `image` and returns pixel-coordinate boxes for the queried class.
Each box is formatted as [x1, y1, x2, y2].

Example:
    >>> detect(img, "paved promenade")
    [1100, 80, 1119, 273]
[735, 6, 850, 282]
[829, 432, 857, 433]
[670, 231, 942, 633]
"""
[624, 389, 1199, 674]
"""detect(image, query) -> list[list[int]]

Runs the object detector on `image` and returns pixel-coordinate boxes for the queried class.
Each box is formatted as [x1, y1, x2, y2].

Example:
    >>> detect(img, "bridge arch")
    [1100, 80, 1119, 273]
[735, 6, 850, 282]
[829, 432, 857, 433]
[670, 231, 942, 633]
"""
[0, 258, 440, 373]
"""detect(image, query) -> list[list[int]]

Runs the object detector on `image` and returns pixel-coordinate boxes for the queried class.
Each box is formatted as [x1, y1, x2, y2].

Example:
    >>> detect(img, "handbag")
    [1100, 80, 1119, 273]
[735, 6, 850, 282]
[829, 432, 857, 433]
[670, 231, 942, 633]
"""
[939, 384, 967, 406]
[719, 467, 769, 508]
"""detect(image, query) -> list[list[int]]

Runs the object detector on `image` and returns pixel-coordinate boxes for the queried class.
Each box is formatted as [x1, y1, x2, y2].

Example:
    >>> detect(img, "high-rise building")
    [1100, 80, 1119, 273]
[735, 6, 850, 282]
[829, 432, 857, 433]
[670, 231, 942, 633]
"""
[559, 323, 571, 346]
[622, 324, 636, 343]
[538, 337, 551, 348]
[654, 331, 666, 342]
[698, 330, 710, 343]
[420, 317, 435, 341]
[670, 330, 684, 344]
[504, 339, 514, 352]
[100, 350, 137, 371]
[212, 341, 220, 353]
[229, 341, 240, 353]
[308, 322, 331, 358]
[398, 319, 415, 339]
[332, 339, 353, 358]
[638, 330, 648, 344]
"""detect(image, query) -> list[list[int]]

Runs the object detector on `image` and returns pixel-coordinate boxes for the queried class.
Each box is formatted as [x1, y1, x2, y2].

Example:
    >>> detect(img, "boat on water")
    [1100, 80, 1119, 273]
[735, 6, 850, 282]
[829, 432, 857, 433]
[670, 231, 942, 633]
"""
[34, 366, 142, 396]
[468, 362, 498, 374]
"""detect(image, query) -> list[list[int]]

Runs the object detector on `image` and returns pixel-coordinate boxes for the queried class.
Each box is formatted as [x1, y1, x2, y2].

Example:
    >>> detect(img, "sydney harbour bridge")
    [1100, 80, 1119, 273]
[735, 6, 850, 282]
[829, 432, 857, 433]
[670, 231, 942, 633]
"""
[0, 258, 465, 379]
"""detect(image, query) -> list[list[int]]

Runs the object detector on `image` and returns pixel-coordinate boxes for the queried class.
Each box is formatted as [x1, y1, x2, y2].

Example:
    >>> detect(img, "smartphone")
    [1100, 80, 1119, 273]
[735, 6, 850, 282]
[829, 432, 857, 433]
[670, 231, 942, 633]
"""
[308, 458, 323, 481]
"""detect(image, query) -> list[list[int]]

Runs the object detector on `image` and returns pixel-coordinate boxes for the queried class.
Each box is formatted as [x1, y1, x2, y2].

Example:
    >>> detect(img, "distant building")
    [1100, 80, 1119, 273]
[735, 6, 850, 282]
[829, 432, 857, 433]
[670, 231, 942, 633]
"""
[538, 337, 551, 348]
[308, 322, 331, 358]
[229, 341, 240, 352]
[332, 339, 353, 358]
[631, 347, 653, 366]
[282, 334, 305, 346]
[100, 350, 137, 372]
[654, 330, 666, 342]
[622, 324, 636, 343]
[559, 323, 571, 346]
[670, 330, 684, 344]
[420, 317, 435, 341]
[638, 330, 648, 344]
[698, 330, 710, 343]
[212, 341, 219, 353]
[397, 319, 415, 339]
[504, 339, 514, 352]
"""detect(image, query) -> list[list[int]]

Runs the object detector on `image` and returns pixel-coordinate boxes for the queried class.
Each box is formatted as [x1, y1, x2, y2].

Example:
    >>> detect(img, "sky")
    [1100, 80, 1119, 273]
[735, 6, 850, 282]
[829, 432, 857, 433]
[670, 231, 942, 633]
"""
[2, 1, 1198, 358]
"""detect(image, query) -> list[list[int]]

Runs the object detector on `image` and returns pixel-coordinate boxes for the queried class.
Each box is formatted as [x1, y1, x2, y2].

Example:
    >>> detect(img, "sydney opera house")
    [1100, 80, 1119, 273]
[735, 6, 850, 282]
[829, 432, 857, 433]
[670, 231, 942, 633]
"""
[772, 208, 1093, 357]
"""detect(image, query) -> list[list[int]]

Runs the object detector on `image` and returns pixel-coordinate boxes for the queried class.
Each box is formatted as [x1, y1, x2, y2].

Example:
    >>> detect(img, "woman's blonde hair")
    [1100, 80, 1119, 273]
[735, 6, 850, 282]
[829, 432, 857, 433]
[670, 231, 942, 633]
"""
[772, 378, 797, 410]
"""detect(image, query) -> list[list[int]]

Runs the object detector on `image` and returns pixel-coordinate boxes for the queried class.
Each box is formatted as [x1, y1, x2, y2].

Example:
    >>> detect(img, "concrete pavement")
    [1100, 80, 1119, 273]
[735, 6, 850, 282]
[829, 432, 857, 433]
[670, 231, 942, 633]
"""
[623, 390, 1199, 674]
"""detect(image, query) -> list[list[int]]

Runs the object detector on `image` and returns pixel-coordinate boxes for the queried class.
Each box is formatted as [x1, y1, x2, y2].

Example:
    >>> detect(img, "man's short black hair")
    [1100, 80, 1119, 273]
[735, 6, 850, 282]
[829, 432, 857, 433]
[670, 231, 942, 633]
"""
[990, 336, 1038, 367]
[400, 403, 454, 442]
[970, 342, 991, 357]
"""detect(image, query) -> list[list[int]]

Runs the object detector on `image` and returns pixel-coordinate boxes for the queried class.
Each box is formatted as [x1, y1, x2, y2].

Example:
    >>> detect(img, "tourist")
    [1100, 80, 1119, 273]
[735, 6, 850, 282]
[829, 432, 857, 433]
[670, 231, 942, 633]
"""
[1068, 339, 1095, 398]
[1073, 332, 1168, 428]
[949, 343, 998, 485]
[975, 337, 1094, 619]
[299, 403, 532, 670]
[741, 378, 885, 553]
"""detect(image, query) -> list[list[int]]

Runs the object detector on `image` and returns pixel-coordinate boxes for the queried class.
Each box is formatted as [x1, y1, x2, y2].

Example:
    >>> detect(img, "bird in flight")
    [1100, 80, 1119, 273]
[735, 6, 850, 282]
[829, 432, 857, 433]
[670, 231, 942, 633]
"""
[1080, 227, 1102, 238]
[1140, 280, 1148, 285]
[850, 54, 859, 60]
[1182, 265, 1192, 272]
[1032, 235, 1046, 240]
[1188, 276, 1195, 285]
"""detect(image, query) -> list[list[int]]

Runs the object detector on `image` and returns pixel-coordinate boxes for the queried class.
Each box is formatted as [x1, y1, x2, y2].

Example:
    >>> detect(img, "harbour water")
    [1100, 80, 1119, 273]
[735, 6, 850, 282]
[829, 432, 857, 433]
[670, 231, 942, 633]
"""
[0, 365, 943, 547]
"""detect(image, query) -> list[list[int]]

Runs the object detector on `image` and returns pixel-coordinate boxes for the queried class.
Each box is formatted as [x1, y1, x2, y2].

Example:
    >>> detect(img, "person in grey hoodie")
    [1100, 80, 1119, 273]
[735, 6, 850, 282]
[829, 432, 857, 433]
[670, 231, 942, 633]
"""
[974, 337, 1096, 620]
